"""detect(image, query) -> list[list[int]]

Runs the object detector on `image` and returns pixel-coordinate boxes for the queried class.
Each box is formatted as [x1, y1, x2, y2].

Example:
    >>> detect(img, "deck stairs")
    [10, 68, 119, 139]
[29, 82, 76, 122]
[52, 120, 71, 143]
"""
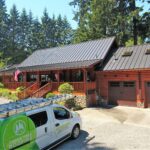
[31, 82, 52, 98]
[18, 82, 39, 99]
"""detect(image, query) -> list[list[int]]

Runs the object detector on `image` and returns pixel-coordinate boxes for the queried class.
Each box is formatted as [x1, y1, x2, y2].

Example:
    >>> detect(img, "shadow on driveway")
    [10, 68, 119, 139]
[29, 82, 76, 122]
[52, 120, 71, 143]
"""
[54, 130, 115, 150]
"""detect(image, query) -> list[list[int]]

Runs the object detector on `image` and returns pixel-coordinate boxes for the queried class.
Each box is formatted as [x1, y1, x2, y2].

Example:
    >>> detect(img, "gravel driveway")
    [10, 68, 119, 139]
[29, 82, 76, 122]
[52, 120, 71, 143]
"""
[56, 106, 150, 150]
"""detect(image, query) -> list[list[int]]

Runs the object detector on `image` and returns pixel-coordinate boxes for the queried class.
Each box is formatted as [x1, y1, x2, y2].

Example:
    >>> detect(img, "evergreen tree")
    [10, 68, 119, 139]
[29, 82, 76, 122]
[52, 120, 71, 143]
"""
[41, 8, 51, 48]
[8, 4, 21, 63]
[0, 0, 8, 58]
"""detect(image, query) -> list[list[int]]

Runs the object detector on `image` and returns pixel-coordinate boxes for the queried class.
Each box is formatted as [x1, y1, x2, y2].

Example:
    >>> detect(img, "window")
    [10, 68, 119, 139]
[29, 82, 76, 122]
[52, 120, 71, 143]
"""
[145, 49, 150, 55]
[110, 82, 120, 87]
[123, 82, 135, 87]
[53, 107, 70, 120]
[28, 111, 48, 127]
[147, 82, 150, 87]
[27, 74, 37, 82]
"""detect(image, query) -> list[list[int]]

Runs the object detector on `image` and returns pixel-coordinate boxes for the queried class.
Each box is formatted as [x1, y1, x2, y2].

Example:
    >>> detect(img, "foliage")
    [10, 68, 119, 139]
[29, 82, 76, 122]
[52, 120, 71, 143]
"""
[16, 86, 25, 92]
[58, 83, 74, 94]
[0, 82, 4, 88]
[55, 98, 83, 110]
[46, 92, 55, 99]
[70, 0, 150, 46]
[0, 1, 73, 65]
[0, 88, 18, 101]
[8, 93, 18, 101]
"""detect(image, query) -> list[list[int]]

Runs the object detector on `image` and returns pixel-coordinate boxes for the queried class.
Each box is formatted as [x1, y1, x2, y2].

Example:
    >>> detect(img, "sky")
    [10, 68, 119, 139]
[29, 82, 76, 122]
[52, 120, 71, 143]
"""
[5, 0, 149, 29]
[5, 0, 78, 29]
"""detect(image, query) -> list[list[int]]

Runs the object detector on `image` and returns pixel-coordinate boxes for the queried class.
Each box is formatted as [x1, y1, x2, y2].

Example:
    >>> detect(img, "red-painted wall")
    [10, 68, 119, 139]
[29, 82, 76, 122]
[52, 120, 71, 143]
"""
[96, 70, 150, 108]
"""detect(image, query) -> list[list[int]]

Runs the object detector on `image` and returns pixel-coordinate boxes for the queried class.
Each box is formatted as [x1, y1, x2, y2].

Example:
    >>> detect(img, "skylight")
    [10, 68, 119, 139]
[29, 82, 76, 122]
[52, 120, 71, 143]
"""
[145, 49, 150, 55]
[122, 51, 133, 57]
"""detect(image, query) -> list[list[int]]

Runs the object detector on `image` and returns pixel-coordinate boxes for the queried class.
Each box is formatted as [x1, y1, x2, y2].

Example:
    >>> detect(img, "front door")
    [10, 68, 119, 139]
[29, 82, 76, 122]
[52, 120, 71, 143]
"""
[52, 106, 72, 140]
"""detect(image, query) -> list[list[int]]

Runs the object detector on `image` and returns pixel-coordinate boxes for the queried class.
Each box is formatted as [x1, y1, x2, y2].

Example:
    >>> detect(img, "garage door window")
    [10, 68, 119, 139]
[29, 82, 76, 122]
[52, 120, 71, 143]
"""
[147, 82, 150, 87]
[110, 82, 120, 87]
[123, 82, 135, 87]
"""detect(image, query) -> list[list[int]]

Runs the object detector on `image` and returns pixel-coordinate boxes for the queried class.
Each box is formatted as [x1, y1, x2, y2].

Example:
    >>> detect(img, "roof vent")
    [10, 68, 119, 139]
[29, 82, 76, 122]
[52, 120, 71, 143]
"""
[122, 51, 133, 57]
[145, 49, 150, 55]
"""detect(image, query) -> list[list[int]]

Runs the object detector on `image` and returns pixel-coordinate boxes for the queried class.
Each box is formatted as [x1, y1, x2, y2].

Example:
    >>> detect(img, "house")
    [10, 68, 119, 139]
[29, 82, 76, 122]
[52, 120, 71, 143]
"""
[0, 36, 150, 108]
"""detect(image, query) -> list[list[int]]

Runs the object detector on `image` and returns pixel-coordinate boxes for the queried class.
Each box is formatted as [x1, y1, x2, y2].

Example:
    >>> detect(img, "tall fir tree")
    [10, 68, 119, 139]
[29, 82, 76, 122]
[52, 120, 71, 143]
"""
[8, 4, 21, 63]
[0, 0, 9, 61]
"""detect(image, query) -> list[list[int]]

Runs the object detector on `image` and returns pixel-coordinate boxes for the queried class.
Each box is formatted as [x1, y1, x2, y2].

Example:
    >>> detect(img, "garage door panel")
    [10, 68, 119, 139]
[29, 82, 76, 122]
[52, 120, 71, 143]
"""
[109, 81, 136, 106]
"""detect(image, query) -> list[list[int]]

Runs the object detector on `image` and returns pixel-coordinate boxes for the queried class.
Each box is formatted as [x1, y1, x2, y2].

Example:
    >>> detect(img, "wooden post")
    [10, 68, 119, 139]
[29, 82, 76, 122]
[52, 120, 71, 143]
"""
[83, 69, 87, 93]
[57, 70, 60, 85]
[23, 72, 27, 87]
[37, 71, 40, 88]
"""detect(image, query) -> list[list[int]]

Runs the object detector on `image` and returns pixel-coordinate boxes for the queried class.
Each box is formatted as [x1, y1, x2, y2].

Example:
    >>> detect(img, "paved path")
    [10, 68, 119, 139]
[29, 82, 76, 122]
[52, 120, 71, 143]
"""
[56, 107, 150, 150]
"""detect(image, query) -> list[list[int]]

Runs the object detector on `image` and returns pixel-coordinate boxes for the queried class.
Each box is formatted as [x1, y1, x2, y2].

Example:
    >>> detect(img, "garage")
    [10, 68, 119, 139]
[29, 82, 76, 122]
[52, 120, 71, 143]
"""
[109, 81, 136, 106]
[145, 82, 150, 107]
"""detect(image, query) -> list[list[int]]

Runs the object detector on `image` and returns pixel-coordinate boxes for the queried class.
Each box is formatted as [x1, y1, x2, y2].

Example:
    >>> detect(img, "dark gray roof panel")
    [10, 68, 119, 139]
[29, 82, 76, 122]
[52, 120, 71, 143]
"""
[19, 37, 115, 68]
[103, 44, 150, 71]
[19, 60, 100, 71]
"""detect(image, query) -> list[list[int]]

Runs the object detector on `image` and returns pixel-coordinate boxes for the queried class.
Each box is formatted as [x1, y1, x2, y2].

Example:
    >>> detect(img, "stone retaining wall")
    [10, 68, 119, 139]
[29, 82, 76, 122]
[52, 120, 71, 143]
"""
[74, 95, 87, 108]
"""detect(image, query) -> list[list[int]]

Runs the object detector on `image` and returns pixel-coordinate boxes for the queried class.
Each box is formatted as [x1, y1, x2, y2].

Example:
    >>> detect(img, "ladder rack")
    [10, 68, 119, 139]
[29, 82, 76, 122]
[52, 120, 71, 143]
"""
[0, 94, 74, 118]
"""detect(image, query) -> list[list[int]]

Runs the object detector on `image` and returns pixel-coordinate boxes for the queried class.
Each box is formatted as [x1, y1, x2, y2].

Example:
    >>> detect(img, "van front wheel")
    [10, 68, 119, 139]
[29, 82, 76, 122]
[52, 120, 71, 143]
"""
[71, 125, 80, 139]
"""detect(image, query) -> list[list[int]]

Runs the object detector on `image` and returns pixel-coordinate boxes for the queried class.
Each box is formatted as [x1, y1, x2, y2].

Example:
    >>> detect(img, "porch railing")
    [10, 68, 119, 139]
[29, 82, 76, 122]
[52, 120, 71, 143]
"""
[51, 82, 96, 92]
[31, 82, 52, 98]
[4, 82, 33, 89]
[18, 82, 40, 99]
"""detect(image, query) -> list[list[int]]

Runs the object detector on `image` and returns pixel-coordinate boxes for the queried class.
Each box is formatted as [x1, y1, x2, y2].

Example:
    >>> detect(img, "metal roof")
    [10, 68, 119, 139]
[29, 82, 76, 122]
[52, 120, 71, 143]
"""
[19, 60, 100, 71]
[18, 37, 115, 70]
[103, 44, 150, 71]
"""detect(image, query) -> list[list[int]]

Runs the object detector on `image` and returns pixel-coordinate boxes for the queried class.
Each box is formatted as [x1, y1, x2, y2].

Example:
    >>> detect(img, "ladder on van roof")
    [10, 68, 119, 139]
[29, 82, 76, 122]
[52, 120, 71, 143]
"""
[0, 94, 74, 118]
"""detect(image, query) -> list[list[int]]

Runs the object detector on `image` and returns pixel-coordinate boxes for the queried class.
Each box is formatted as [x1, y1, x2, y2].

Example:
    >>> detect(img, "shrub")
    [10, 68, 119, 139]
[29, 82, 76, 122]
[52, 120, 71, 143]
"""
[1, 90, 10, 98]
[0, 82, 4, 88]
[9, 93, 18, 101]
[58, 83, 74, 94]
[16, 86, 25, 92]
[46, 92, 55, 99]
[55, 98, 79, 110]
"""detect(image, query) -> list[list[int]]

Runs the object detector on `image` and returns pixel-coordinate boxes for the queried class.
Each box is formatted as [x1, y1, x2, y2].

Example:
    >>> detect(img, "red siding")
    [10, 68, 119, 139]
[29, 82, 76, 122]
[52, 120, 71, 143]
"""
[96, 70, 150, 108]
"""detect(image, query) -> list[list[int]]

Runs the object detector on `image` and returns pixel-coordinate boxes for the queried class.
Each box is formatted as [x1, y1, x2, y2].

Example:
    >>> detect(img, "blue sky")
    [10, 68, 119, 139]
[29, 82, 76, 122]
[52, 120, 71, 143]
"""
[5, 0, 149, 29]
[6, 0, 77, 29]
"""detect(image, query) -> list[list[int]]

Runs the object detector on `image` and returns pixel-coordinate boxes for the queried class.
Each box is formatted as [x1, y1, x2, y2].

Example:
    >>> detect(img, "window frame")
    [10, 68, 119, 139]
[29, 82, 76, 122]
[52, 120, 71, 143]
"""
[28, 111, 48, 128]
[53, 107, 70, 120]
[123, 82, 135, 87]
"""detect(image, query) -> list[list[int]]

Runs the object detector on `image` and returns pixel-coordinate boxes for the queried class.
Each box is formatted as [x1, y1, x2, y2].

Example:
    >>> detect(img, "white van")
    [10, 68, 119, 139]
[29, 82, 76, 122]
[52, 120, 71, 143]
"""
[0, 95, 82, 150]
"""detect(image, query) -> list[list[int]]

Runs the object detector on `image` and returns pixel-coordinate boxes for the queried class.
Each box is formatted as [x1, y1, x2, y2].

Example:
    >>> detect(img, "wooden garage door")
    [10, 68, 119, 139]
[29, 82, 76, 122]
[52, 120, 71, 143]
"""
[109, 81, 136, 106]
[145, 82, 150, 107]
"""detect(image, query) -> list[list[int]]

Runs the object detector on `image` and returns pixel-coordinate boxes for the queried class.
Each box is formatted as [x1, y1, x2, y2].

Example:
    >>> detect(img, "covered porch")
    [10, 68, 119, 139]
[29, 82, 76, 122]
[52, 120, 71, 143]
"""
[2, 68, 96, 93]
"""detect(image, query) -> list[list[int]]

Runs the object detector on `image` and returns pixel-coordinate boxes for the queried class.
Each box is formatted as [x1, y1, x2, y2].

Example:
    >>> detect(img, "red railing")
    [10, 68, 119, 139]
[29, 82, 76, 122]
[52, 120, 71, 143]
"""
[31, 82, 52, 98]
[51, 82, 96, 92]
[18, 82, 40, 99]
[4, 82, 33, 89]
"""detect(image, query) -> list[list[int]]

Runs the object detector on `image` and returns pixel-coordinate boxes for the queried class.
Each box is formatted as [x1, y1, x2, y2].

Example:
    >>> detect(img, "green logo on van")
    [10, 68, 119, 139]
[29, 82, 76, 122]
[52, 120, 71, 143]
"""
[13, 120, 26, 136]
[0, 114, 40, 150]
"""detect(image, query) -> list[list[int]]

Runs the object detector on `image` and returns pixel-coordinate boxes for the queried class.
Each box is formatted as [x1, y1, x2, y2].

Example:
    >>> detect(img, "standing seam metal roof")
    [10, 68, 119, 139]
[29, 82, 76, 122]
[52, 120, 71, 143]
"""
[103, 44, 150, 71]
[19, 37, 116, 69]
